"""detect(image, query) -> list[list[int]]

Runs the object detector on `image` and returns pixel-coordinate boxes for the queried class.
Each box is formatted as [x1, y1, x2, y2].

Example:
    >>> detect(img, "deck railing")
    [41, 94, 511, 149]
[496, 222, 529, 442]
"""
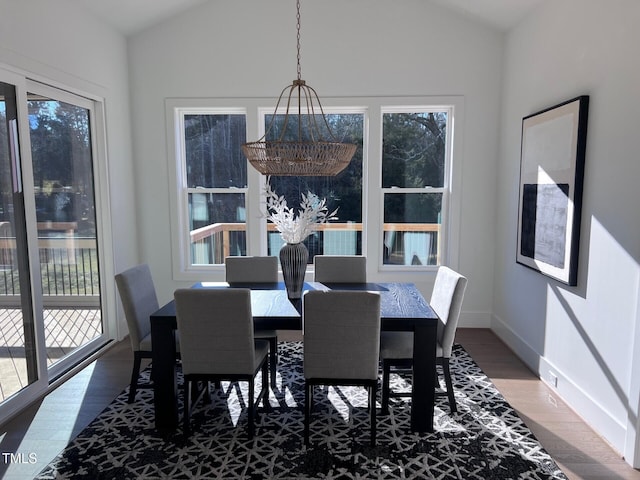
[0, 220, 441, 303]
[0, 236, 99, 304]
[190, 222, 441, 266]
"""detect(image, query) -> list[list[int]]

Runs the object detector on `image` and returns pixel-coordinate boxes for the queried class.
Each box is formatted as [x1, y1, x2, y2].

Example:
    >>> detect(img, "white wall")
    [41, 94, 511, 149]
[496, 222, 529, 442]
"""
[0, 0, 137, 340]
[494, 0, 640, 465]
[128, 0, 504, 327]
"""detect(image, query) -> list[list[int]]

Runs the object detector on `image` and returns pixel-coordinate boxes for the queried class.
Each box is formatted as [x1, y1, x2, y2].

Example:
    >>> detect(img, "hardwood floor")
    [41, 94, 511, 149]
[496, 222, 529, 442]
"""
[0, 328, 638, 479]
[0, 339, 141, 480]
[457, 328, 640, 480]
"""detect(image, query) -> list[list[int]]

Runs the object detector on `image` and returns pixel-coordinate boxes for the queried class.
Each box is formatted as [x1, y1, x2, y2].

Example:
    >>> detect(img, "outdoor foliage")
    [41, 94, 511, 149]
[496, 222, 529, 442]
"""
[267, 113, 364, 225]
[27, 98, 97, 236]
[382, 112, 446, 225]
[184, 114, 247, 189]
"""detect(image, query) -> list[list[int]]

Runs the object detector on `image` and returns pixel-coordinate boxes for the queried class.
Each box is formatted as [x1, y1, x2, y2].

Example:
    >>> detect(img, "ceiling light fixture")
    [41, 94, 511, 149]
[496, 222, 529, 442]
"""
[241, 0, 356, 176]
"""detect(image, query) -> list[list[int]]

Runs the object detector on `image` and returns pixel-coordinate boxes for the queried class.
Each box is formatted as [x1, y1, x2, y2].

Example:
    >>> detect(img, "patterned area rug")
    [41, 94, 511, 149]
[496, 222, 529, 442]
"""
[37, 342, 567, 479]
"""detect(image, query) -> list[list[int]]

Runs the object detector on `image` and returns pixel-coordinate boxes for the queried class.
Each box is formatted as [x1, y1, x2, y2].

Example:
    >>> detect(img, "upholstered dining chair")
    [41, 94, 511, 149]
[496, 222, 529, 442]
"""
[313, 255, 366, 283]
[225, 256, 279, 388]
[225, 255, 278, 283]
[115, 264, 180, 403]
[174, 288, 270, 439]
[303, 290, 381, 446]
[380, 266, 467, 414]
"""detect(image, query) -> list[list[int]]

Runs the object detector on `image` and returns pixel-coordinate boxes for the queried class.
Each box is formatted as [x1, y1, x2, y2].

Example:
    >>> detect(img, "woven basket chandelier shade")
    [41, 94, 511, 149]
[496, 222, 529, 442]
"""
[242, 140, 356, 176]
[241, 0, 356, 176]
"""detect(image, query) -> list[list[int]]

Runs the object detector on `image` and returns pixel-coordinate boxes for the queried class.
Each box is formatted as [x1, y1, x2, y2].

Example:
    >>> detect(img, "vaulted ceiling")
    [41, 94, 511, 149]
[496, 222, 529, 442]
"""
[73, 0, 546, 36]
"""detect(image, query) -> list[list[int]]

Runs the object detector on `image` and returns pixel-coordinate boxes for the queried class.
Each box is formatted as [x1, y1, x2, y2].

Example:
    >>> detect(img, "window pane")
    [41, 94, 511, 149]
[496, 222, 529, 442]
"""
[266, 113, 364, 261]
[383, 193, 441, 266]
[184, 114, 246, 188]
[188, 192, 246, 264]
[28, 93, 104, 369]
[384, 193, 441, 223]
[382, 112, 447, 188]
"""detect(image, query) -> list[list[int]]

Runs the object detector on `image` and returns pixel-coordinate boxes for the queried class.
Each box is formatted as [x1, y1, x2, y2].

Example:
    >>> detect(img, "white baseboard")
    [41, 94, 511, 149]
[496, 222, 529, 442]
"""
[490, 313, 628, 460]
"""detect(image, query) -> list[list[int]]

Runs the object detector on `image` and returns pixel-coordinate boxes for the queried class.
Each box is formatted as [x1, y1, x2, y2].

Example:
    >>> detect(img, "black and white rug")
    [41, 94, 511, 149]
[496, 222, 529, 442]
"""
[36, 342, 567, 479]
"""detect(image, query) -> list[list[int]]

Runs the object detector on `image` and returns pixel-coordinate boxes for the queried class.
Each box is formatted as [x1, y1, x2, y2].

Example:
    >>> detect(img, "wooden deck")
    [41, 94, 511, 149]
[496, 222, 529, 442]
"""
[0, 307, 101, 401]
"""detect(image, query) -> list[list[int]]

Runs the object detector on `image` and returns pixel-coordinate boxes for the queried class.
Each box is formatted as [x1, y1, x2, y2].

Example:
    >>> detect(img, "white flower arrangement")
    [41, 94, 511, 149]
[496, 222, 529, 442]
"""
[263, 177, 338, 244]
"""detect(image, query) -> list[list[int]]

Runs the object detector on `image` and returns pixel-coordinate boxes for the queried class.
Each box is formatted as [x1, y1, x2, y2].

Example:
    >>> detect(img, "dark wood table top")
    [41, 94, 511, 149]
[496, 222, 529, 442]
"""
[151, 282, 437, 332]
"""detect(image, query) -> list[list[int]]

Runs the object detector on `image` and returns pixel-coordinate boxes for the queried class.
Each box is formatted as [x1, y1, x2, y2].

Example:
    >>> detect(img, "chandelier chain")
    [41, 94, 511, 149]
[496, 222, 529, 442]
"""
[296, 0, 301, 81]
[240, 0, 356, 176]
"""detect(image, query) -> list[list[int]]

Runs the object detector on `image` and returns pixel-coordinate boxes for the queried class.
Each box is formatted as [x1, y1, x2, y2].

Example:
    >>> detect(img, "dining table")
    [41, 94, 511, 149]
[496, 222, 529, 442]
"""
[150, 281, 439, 434]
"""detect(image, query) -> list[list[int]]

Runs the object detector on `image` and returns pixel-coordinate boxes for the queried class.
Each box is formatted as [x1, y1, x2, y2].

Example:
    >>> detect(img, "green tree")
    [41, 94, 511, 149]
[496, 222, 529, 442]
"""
[28, 98, 96, 234]
[269, 113, 364, 224]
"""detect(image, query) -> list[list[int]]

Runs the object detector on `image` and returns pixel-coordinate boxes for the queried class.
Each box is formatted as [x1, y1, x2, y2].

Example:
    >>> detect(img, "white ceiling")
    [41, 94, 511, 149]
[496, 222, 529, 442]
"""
[74, 0, 545, 36]
[429, 0, 545, 30]
[73, 0, 209, 36]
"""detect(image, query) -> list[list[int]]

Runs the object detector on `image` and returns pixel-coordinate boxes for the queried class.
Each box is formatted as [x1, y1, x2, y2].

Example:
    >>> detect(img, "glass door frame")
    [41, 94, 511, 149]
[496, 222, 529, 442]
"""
[26, 80, 110, 381]
[0, 69, 48, 416]
[0, 66, 113, 424]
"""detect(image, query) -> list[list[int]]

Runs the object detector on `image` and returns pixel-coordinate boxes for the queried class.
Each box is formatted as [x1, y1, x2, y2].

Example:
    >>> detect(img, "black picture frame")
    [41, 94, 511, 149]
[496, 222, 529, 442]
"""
[516, 95, 589, 286]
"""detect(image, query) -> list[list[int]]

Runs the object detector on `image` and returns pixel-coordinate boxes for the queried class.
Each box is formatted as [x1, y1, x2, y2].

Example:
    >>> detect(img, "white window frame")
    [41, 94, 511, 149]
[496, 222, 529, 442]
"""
[167, 103, 249, 279]
[166, 96, 463, 281]
[379, 104, 456, 271]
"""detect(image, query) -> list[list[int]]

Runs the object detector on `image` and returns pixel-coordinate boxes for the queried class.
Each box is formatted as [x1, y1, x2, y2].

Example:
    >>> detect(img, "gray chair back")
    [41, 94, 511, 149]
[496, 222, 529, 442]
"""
[431, 266, 467, 358]
[174, 288, 256, 375]
[115, 264, 159, 352]
[303, 290, 381, 380]
[225, 256, 278, 283]
[313, 255, 366, 283]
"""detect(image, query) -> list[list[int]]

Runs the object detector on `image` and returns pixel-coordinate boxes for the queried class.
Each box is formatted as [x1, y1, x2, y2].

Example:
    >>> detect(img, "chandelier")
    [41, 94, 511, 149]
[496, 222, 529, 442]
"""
[241, 0, 356, 176]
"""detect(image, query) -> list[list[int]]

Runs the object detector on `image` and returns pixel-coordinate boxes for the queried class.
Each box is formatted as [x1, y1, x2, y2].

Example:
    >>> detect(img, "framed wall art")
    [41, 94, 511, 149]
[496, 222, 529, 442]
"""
[516, 95, 589, 286]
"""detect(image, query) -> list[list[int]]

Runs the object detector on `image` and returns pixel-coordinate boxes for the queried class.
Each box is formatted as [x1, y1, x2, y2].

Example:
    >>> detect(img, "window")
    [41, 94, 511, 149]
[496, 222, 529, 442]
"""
[381, 109, 451, 267]
[168, 97, 461, 278]
[264, 111, 364, 262]
[180, 110, 247, 265]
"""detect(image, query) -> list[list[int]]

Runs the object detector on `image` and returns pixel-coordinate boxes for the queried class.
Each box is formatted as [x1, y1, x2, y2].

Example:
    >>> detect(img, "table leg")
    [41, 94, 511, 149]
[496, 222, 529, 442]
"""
[151, 317, 179, 432]
[411, 322, 437, 432]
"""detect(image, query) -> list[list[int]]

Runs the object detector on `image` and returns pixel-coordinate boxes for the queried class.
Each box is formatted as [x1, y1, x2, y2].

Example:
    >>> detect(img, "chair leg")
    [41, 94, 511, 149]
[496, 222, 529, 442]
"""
[369, 384, 377, 447]
[183, 379, 191, 437]
[381, 360, 391, 415]
[304, 383, 312, 446]
[204, 381, 212, 403]
[128, 352, 143, 403]
[269, 337, 278, 389]
[441, 358, 457, 413]
[248, 379, 255, 439]
[190, 381, 200, 403]
[262, 359, 271, 412]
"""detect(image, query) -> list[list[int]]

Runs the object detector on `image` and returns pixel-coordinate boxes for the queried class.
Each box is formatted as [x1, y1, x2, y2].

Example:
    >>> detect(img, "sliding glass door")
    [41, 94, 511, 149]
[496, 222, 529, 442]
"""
[0, 69, 106, 415]
[27, 83, 104, 378]
[0, 79, 41, 402]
